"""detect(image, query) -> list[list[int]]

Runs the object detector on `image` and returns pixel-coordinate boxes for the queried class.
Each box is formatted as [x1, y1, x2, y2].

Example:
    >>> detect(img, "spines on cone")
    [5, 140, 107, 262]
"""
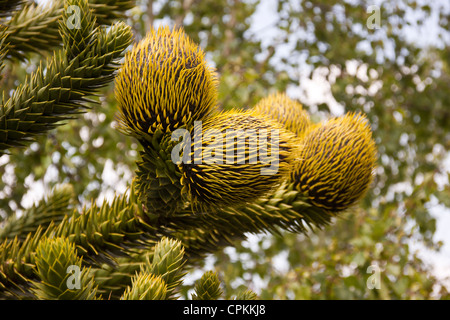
[179, 109, 296, 208]
[253, 92, 312, 138]
[115, 26, 219, 138]
[290, 112, 377, 212]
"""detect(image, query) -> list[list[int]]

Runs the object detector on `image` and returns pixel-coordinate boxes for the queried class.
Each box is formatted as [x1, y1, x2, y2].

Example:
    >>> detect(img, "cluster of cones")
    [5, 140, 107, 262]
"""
[114, 26, 377, 215]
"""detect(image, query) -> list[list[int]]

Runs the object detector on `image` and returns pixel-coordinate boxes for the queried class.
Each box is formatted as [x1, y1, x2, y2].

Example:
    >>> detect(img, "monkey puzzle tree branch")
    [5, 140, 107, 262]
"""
[0, 184, 76, 241]
[0, 183, 159, 299]
[0, 0, 133, 154]
[1, 0, 62, 60]
[168, 181, 336, 261]
[0, 0, 135, 60]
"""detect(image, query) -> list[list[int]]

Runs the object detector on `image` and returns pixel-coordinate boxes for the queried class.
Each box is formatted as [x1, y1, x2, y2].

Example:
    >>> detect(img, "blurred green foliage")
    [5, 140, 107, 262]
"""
[1, 0, 449, 299]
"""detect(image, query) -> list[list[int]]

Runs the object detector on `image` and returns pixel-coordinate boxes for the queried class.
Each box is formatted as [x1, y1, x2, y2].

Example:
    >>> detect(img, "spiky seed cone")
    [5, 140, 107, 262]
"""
[290, 112, 377, 212]
[254, 92, 312, 138]
[180, 110, 296, 208]
[115, 25, 218, 138]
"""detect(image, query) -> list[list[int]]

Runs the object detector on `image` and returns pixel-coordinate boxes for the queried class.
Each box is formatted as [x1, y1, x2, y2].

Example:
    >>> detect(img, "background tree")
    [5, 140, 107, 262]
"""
[0, 0, 449, 299]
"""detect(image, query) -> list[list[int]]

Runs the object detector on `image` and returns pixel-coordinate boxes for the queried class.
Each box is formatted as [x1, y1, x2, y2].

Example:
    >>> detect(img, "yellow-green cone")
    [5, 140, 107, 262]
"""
[254, 92, 312, 138]
[180, 110, 296, 208]
[290, 112, 377, 211]
[115, 26, 218, 137]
